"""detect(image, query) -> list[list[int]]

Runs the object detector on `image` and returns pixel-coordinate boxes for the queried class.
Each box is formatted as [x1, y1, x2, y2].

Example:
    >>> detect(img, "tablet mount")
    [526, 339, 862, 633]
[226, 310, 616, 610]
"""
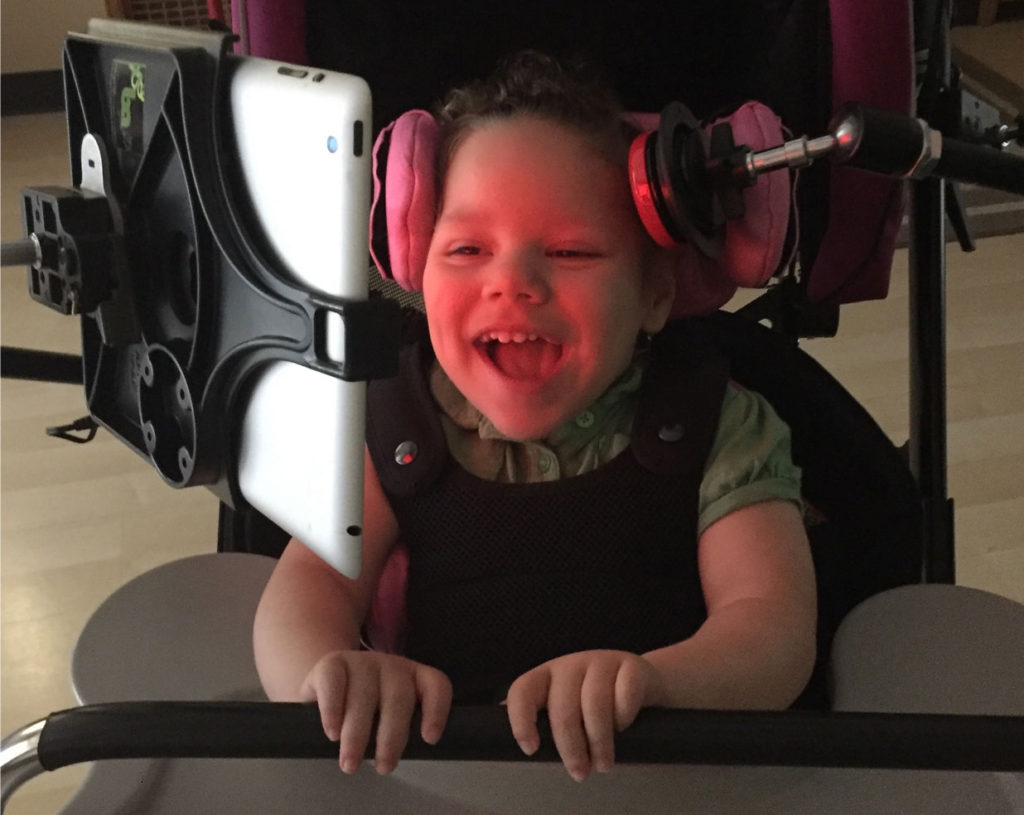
[7, 20, 401, 510]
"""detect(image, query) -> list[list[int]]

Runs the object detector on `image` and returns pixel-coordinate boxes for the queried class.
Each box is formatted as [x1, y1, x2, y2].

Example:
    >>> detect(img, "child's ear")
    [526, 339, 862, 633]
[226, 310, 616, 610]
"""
[641, 257, 677, 335]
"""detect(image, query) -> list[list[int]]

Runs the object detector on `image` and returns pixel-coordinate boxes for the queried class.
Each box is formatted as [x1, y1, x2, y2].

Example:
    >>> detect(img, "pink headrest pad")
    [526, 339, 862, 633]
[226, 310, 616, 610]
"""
[369, 110, 439, 289]
[713, 101, 790, 289]
[370, 102, 790, 316]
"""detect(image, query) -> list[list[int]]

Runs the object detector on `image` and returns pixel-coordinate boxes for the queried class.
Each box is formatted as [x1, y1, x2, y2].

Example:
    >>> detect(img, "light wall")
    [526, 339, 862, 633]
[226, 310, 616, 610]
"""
[1, 0, 108, 74]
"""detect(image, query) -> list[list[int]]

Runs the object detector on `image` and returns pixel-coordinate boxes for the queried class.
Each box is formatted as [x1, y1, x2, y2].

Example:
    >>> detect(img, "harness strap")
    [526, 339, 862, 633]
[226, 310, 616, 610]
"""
[366, 316, 730, 492]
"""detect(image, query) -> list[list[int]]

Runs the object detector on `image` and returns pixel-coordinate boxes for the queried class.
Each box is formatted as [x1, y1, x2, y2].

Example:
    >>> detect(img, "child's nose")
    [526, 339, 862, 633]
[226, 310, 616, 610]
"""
[482, 251, 550, 303]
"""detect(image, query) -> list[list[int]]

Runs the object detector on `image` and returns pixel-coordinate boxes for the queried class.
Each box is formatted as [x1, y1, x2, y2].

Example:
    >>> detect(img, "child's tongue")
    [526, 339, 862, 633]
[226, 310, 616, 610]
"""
[488, 339, 561, 381]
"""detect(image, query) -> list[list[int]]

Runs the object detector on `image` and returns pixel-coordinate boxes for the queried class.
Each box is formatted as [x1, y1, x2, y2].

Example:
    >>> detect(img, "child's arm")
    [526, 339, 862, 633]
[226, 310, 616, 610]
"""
[506, 498, 816, 780]
[252, 449, 452, 774]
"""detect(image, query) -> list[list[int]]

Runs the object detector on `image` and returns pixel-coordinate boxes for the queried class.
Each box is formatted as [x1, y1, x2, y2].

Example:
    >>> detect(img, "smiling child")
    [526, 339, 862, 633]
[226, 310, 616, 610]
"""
[252, 51, 816, 783]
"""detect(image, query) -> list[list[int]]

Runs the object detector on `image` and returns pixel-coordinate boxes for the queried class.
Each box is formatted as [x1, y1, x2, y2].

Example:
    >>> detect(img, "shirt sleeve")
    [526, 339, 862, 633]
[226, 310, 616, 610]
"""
[697, 382, 803, 534]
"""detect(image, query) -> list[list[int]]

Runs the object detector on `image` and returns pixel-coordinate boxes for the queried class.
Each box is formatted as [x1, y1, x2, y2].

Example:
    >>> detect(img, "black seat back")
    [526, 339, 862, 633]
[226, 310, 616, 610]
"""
[697, 311, 923, 707]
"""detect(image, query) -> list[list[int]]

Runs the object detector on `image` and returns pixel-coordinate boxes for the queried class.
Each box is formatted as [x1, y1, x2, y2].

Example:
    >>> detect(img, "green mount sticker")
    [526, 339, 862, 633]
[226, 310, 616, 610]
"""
[113, 59, 146, 156]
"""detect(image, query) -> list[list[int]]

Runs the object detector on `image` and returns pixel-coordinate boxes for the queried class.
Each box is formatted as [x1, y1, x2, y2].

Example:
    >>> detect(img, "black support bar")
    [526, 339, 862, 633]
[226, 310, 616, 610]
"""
[0, 348, 83, 384]
[34, 702, 1024, 774]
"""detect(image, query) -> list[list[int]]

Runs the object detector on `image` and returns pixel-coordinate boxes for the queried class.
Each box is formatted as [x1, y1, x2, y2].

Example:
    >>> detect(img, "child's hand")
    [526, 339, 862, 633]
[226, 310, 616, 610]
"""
[505, 650, 665, 781]
[301, 650, 452, 775]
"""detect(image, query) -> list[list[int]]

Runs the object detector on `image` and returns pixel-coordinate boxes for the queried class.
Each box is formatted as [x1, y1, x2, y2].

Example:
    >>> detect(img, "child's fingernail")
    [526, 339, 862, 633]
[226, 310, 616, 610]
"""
[421, 725, 442, 745]
[568, 766, 588, 783]
[517, 737, 539, 756]
[340, 757, 359, 774]
[375, 758, 396, 775]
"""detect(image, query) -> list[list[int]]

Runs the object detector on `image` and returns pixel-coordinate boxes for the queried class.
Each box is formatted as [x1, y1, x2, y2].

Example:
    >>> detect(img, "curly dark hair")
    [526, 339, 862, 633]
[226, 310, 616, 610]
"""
[433, 50, 637, 181]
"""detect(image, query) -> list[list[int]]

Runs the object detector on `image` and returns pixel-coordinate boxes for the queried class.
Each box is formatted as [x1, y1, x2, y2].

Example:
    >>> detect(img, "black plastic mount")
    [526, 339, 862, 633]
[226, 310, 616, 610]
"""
[39, 20, 400, 507]
[23, 187, 117, 315]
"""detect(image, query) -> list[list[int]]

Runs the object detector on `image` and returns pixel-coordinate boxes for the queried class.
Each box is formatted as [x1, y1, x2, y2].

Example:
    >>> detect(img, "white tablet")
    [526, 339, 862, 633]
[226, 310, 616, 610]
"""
[227, 56, 372, 578]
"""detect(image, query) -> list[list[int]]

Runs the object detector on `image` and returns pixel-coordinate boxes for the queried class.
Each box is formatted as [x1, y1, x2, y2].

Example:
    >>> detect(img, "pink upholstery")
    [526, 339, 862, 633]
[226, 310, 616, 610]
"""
[365, 543, 408, 654]
[806, 0, 913, 304]
[230, 0, 307, 62]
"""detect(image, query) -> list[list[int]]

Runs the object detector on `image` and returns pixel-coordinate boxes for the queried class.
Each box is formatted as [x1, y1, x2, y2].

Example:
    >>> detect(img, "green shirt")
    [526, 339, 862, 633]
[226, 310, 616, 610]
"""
[429, 357, 802, 534]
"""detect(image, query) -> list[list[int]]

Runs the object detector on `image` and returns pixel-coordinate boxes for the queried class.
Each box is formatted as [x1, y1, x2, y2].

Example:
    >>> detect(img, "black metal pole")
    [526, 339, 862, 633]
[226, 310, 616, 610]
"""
[908, 178, 955, 583]
[908, 0, 955, 583]
[0, 347, 83, 384]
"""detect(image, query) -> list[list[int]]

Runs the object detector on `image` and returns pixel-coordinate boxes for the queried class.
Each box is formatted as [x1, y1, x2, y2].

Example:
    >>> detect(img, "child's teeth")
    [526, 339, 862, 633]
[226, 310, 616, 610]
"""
[485, 332, 541, 343]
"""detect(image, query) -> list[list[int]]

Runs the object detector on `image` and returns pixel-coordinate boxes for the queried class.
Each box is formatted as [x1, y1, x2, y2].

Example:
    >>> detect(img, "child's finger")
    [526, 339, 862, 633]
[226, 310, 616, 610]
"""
[545, 670, 591, 782]
[580, 660, 619, 774]
[505, 669, 550, 756]
[373, 669, 417, 775]
[301, 655, 348, 742]
[612, 656, 650, 732]
[337, 661, 381, 774]
[415, 665, 453, 745]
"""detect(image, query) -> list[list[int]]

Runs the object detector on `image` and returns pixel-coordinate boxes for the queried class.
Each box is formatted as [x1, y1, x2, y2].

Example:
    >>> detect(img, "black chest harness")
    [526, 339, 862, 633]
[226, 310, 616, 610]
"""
[366, 317, 729, 700]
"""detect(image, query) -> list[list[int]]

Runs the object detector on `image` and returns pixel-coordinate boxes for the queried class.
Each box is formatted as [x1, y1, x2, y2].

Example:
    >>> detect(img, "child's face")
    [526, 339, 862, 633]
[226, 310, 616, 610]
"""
[422, 116, 674, 441]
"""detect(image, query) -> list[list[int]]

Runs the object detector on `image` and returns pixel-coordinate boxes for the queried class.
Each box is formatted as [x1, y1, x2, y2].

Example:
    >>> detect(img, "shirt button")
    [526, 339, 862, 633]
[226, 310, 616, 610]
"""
[575, 410, 595, 429]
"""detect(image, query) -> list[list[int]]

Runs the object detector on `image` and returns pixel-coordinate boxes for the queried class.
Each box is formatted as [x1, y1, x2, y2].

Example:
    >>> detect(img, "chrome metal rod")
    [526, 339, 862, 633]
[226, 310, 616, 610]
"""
[0, 718, 47, 813]
[746, 135, 839, 179]
[0, 237, 40, 268]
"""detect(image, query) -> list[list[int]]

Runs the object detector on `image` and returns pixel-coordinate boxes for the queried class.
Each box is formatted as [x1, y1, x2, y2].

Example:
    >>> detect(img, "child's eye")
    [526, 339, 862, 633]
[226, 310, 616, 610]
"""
[450, 245, 482, 256]
[550, 249, 599, 259]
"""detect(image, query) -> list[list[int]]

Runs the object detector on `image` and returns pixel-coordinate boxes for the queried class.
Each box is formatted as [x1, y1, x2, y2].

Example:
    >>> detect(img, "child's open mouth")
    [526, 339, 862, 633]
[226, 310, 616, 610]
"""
[475, 331, 563, 381]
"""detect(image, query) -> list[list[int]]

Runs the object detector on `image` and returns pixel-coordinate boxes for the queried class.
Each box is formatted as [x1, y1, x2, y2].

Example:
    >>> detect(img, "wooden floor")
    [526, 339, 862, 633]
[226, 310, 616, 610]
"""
[2, 22, 1022, 815]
